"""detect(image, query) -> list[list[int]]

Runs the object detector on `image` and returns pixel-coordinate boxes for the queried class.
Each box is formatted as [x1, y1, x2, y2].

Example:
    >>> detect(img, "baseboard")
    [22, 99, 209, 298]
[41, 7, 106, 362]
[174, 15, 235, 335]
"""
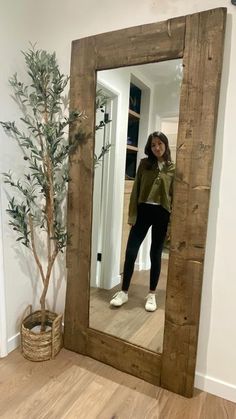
[195, 371, 236, 403]
[134, 262, 150, 271]
[6, 325, 65, 356]
[7, 332, 20, 354]
[104, 274, 121, 290]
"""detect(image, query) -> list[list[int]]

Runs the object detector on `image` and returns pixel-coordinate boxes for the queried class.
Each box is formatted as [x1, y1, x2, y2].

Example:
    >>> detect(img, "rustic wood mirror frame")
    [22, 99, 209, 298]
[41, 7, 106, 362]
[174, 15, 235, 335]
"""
[64, 8, 226, 397]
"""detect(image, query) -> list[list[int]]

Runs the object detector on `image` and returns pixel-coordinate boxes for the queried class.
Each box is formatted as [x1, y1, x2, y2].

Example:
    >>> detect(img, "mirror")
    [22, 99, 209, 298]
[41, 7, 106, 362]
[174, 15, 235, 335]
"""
[89, 60, 183, 353]
[64, 8, 226, 397]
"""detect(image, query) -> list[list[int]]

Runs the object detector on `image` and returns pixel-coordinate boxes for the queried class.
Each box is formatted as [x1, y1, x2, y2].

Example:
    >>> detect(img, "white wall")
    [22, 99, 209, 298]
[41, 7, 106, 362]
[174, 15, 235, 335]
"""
[161, 118, 179, 162]
[97, 69, 130, 289]
[0, 0, 236, 402]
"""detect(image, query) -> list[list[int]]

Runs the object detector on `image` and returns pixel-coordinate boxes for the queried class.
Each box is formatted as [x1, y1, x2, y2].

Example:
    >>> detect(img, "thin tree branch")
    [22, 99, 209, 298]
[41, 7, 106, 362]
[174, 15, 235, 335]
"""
[28, 213, 45, 285]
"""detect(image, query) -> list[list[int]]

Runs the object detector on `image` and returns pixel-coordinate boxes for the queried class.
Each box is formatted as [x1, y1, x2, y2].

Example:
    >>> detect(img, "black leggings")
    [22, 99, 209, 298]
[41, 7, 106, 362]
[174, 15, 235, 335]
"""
[122, 203, 170, 292]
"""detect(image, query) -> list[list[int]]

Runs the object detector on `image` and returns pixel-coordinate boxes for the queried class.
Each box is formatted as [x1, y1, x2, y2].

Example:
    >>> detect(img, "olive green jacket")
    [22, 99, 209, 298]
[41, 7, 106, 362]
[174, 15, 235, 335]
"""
[128, 158, 175, 225]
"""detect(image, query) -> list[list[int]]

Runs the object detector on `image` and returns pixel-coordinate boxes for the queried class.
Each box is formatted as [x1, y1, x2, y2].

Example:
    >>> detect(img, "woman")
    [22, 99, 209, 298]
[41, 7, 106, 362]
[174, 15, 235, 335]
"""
[110, 131, 175, 311]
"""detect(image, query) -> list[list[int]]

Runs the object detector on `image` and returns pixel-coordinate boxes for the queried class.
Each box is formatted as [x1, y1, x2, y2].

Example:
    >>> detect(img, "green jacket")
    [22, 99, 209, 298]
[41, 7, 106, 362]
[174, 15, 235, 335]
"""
[128, 158, 175, 225]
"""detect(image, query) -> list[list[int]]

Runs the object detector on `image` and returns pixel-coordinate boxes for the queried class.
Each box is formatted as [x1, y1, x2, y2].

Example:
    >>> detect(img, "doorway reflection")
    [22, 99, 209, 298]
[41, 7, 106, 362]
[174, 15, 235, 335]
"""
[89, 60, 182, 353]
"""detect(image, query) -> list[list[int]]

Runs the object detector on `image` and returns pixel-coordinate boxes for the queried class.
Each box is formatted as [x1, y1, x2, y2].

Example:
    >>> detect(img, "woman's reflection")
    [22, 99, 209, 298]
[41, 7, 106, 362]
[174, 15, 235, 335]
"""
[110, 131, 175, 311]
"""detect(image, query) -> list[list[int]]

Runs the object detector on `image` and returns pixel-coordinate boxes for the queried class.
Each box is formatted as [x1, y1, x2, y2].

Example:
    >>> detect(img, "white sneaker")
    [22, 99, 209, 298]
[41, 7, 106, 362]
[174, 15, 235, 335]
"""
[110, 291, 128, 307]
[145, 293, 157, 312]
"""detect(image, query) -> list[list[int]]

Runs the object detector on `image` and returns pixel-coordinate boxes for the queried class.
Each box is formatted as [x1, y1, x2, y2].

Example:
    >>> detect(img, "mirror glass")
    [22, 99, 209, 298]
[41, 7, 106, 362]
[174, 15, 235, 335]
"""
[89, 59, 183, 353]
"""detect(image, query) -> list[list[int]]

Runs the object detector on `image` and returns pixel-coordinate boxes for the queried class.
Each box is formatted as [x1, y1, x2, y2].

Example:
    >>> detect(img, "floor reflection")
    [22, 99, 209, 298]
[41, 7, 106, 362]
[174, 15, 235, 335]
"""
[89, 258, 168, 353]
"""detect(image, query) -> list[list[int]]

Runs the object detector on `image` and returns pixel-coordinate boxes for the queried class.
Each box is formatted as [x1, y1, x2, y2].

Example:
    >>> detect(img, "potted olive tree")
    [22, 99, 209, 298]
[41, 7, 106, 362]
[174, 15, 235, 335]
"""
[0, 46, 110, 361]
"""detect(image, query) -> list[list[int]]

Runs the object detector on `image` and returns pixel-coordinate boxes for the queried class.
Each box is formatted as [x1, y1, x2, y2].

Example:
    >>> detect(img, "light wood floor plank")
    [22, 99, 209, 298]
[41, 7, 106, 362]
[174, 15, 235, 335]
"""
[0, 348, 235, 418]
[89, 259, 168, 352]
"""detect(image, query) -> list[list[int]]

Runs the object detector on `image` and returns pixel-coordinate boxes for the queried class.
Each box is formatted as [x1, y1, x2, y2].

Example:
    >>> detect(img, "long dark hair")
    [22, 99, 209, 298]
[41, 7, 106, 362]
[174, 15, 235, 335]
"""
[144, 131, 171, 168]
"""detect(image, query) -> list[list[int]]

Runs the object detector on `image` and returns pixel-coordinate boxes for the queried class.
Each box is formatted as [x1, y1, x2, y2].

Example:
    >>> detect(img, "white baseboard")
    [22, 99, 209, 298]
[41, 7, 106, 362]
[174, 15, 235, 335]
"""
[111, 274, 121, 289]
[6, 326, 66, 356]
[104, 274, 121, 290]
[134, 262, 150, 271]
[195, 371, 236, 403]
[7, 332, 20, 354]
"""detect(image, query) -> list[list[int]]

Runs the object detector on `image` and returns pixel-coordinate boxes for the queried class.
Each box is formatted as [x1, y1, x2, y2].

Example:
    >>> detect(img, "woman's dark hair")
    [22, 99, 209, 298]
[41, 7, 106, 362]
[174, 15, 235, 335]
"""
[144, 131, 171, 167]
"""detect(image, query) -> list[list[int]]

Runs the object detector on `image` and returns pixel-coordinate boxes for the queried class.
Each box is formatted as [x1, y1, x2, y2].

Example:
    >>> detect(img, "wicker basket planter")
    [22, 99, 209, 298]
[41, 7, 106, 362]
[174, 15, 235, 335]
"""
[21, 307, 63, 361]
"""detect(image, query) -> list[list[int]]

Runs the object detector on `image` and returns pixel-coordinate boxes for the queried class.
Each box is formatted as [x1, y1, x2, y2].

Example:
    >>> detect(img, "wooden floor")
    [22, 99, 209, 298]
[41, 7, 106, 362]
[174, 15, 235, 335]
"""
[90, 259, 168, 352]
[0, 348, 235, 418]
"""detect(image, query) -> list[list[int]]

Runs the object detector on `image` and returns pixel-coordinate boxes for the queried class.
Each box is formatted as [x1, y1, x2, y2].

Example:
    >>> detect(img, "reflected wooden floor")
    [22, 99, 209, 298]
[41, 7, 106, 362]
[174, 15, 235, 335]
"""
[1, 348, 235, 419]
[89, 258, 168, 353]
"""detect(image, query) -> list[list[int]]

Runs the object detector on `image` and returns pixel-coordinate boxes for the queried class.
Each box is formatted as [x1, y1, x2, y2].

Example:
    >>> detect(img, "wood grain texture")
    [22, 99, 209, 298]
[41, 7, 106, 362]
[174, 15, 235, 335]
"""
[0, 349, 236, 419]
[64, 8, 226, 398]
[93, 17, 185, 70]
[86, 328, 162, 386]
[64, 38, 96, 353]
[161, 8, 227, 397]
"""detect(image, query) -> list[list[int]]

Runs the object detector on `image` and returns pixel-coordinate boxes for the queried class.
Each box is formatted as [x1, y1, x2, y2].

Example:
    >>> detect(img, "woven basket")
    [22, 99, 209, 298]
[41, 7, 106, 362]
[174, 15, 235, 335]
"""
[21, 306, 63, 361]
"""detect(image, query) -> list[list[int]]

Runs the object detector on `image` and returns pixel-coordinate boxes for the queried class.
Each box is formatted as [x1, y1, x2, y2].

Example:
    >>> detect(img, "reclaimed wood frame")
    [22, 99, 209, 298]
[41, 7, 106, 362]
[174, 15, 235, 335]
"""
[64, 8, 226, 397]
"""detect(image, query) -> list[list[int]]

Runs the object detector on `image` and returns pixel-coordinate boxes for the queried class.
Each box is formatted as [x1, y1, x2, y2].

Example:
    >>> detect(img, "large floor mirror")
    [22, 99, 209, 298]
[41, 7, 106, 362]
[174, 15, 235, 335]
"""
[64, 8, 226, 397]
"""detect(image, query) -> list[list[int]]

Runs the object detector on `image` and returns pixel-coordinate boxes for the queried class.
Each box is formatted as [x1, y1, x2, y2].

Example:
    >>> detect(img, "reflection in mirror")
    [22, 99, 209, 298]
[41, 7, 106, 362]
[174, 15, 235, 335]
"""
[89, 60, 183, 353]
